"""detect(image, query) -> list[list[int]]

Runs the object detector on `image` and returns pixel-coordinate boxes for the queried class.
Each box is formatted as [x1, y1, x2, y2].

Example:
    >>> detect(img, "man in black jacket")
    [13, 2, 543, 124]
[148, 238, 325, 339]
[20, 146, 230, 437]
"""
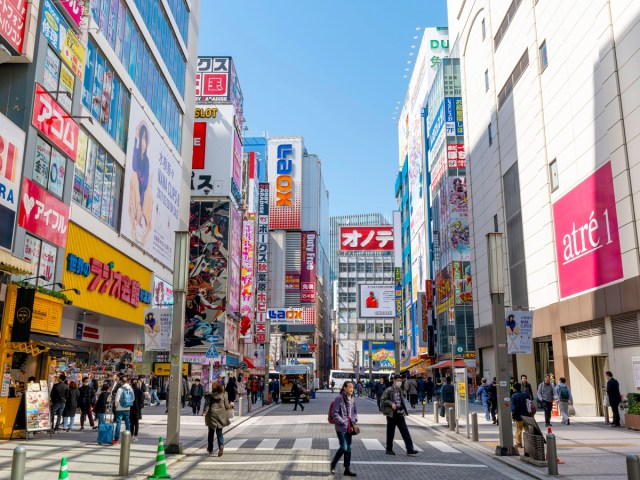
[520, 374, 534, 400]
[606, 371, 622, 427]
[511, 383, 529, 448]
[292, 380, 305, 412]
[441, 376, 455, 426]
[375, 378, 386, 411]
[50, 374, 69, 432]
[425, 377, 435, 403]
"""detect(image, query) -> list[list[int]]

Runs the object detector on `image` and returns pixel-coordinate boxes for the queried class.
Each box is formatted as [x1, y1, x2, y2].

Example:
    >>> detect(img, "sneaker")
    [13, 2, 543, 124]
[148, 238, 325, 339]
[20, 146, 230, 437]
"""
[133, 436, 138, 442]
[385, 449, 395, 455]
[407, 449, 419, 455]
[330, 461, 336, 474]
[112, 440, 119, 445]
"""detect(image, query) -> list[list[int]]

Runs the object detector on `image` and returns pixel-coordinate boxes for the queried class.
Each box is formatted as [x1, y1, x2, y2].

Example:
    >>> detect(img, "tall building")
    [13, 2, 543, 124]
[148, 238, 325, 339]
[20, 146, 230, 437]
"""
[449, 0, 640, 412]
[0, 0, 200, 427]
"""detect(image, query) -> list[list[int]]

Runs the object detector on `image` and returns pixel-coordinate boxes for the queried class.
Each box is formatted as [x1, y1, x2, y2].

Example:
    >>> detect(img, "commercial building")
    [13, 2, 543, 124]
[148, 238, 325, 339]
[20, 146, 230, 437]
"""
[0, 0, 199, 435]
[448, 0, 640, 413]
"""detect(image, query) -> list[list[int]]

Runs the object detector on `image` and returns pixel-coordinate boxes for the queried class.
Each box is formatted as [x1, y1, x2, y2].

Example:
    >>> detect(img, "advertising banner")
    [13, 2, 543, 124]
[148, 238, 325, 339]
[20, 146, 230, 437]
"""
[18, 178, 69, 248]
[186, 201, 229, 351]
[447, 144, 466, 168]
[553, 161, 623, 298]
[232, 130, 242, 197]
[239, 215, 255, 338]
[418, 293, 429, 348]
[192, 122, 207, 169]
[121, 99, 180, 268]
[0, 112, 25, 214]
[358, 284, 396, 318]
[0, 0, 27, 54]
[339, 226, 394, 252]
[153, 275, 174, 306]
[195, 56, 230, 104]
[428, 101, 445, 153]
[435, 265, 452, 315]
[102, 344, 135, 369]
[268, 138, 303, 230]
[506, 310, 534, 354]
[32, 84, 79, 161]
[227, 204, 242, 315]
[41, 0, 85, 80]
[285, 272, 300, 293]
[25, 381, 52, 432]
[224, 316, 239, 354]
[301, 232, 316, 303]
[256, 183, 269, 324]
[452, 261, 473, 305]
[11, 287, 35, 342]
[229, 60, 244, 127]
[144, 308, 172, 351]
[267, 308, 315, 325]
[57, 0, 84, 28]
[363, 341, 396, 369]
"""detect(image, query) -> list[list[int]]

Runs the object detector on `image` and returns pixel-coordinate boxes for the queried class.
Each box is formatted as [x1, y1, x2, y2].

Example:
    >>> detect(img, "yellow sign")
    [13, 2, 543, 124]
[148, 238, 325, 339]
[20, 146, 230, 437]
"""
[61, 28, 85, 80]
[458, 381, 466, 400]
[153, 363, 189, 377]
[62, 223, 152, 325]
[4, 284, 63, 336]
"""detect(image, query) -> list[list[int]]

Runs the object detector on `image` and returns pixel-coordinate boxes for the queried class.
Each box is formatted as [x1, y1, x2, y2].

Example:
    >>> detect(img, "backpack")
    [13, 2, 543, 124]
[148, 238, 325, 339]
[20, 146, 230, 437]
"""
[119, 387, 135, 408]
[328, 400, 336, 424]
[558, 385, 570, 401]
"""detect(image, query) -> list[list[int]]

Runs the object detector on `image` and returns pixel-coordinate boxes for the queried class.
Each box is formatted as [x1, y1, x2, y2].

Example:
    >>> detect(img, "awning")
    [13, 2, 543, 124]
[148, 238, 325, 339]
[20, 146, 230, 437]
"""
[428, 359, 467, 369]
[242, 356, 255, 369]
[31, 333, 90, 359]
[0, 249, 33, 275]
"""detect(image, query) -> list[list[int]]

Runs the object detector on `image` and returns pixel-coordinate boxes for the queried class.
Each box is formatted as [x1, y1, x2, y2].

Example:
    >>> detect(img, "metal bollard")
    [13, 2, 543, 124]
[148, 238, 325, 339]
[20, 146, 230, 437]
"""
[627, 454, 640, 480]
[471, 412, 479, 441]
[422, 401, 426, 418]
[434, 403, 439, 423]
[248, 395, 252, 413]
[546, 433, 559, 476]
[11, 445, 26, 480]
[119, 430, 132, 476]
[238, 397, 243, 418]
[448, 408, 455, 431]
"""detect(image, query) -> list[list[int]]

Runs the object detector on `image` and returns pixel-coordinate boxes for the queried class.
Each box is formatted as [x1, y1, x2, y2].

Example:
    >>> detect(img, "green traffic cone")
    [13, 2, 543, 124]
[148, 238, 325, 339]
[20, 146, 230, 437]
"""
[148, 437, 171, 479]
[58, 457, 69, 480]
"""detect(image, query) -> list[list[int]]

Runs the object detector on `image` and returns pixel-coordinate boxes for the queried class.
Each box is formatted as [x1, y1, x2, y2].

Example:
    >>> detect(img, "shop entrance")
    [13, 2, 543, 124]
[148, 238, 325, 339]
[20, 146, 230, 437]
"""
[592, 356, 608, 416]
[534, 336, 554, 385]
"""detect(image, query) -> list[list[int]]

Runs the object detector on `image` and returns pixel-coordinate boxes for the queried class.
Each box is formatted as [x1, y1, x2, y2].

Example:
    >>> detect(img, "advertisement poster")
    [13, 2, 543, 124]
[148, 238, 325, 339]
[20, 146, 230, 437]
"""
[32, 84, 78, 161]
[227, 204, 242, 314]
[339, 226, 394, 252]
[18, 178, 69, 248]
[435, 265, 452, 315]
[227, 258, 240, 315]
[363, 341, 396, 369]
[48, 149, 66, 198]
[301, 232, 317, 303]
[25, 381, 51, 431]
[358, 284, 395, 318]
[232, 131, 242, 197]
[452, 261, 472, 305]
[58, 0, 84, 28]
[41, 0, 85, 80]
[0, 0, 27, 53]
[506, 310, 534, 354]
[186, 201, 229, 350]
[144, 308, 172, 351]
[121, 99, 180, 268]
[268, 138, 303, 230]
[224, 315, 239, 354]
[0, 112, 26, 213]
[239, 216, 255, 338]
[102, 344, 134, 369]
[552, 161, 623, 298]
[153, 275, 174, 306]
[285, 273, 300, 293]
[39, 241, 57, 284]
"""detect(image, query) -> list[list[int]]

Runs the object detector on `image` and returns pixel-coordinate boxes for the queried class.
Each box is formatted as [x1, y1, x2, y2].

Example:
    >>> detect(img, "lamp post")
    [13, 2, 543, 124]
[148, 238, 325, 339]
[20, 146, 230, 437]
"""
[487, 233, 518, 456]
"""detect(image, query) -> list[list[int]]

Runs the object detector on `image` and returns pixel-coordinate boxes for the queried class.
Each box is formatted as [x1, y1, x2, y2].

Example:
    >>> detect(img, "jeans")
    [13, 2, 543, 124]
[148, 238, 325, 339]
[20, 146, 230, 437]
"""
[490, 402, 497, 423]
[332, 431, 353, 468]
[293, 396, 304, 411]
[386, 412, 414, 451]
[207, 427, 224, 451]
[558, 400, 570, 424]
[51, 402, 65, 430]
[114, 410, 130, 441]
[96, 413, 106, 426]
[251, 392, 257, 404]
[482, 399, 491, 420]
[515, 420, 524, 447]
[541, 400, 553, 425]
[611, 399, 621, 426]
[150, 389, 160, 405]
[80, 408, 95, 428]
[192, 396, 202, 414]
[63, 416, 75, 430]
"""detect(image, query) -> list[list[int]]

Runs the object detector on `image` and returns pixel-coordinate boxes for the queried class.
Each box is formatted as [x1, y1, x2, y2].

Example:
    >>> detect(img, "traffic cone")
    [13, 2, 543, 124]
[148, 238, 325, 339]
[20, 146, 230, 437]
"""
[148, 437, 171, 479]
[58, 457, 69, 480]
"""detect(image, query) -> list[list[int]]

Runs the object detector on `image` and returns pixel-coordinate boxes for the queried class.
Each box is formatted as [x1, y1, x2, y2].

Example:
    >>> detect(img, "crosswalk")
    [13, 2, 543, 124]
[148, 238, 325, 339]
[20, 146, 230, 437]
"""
[222, 437, 462, 453]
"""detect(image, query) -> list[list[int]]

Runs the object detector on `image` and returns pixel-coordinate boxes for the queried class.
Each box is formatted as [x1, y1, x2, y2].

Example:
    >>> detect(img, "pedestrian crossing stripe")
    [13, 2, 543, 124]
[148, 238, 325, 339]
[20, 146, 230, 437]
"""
[394, 440, 423, 452]
[360, 438, 385, 450]
[427, 441, 461, 453]
[256, 439, 279, 450]
[293, 438, 312, 449]
[222, 438, 460, 453]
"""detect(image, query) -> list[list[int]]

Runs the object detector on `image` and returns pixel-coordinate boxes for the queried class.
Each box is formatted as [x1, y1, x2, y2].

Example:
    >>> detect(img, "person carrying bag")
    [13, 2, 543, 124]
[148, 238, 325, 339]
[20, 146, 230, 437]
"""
[202, 381, 232, 457]
[330, 381, 358, 477]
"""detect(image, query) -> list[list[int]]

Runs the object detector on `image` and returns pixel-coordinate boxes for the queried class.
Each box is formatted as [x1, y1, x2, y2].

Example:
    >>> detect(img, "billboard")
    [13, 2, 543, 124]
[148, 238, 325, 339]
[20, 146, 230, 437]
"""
[121, 99, 180, 268]
[32, 84, 79, 161]
[267, 308, 316, 325]
[153, 275, 173, 306]
[239, 215, 255, 338]
[301, 232, 316, 303]
[195, 56, 230, 104]
[18, 178, 69, 248]
[255, 184, 269, 342]
[227, 204, 242, 314]
[285, 273, 300, 293]
[41, 0, 85, 80]
[363, 341, 396, 370]
[186, 201, 230, 350]
[144, 307, 172, 351]
[268, 138, 303, 230]
[339, 226, 393, 252]
[358, 284, 396, 318]
[0, 0, 27, 54]
[506, 310, 533, 354]
[439, 176, 470, 265]
[0, 112, 25, 215]
[552, 161, 623, 298]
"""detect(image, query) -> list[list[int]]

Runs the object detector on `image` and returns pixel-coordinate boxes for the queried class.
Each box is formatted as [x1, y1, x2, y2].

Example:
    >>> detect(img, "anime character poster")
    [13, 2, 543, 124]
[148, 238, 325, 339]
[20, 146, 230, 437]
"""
[185, 201, 230, 351]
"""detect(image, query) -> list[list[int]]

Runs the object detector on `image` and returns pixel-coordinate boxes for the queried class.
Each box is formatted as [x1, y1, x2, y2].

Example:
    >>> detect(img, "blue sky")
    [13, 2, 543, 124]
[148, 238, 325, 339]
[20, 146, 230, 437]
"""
[198, 1, 449, 217]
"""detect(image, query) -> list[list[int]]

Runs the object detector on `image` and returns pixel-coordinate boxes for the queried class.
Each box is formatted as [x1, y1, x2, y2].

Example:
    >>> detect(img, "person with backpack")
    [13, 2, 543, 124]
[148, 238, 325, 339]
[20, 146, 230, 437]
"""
[292, 380, 305, 411]
[112, 375, 135, 445]
[78, 377, 96, 431]
[190, 378, 205, 415]
[329, 381, 358, 477]
[555, 377, 573, 425]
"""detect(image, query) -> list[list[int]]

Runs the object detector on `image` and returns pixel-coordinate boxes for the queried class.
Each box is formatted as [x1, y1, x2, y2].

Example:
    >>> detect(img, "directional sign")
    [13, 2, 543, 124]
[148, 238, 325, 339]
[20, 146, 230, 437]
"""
[300, 343, 309, 353]
[455, 344, 465, 355]
[206, 345, 219, 359]
[206, 335, 220, 343]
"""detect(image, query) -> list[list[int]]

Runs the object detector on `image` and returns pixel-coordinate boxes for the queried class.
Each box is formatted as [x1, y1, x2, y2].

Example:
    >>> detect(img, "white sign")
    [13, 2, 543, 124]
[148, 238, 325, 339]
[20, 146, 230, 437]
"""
[144, 308, 172, 351]
[358, 284, 396, 318]
[0, 112, 25, 213]
[506, 310, 534, 354]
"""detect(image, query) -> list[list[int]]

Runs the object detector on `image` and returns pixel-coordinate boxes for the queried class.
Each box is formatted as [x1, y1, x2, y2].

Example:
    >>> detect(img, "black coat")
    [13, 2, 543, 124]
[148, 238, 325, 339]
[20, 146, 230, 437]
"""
[50, 381, 69, 404]
[225, 380, 237, 402]
[607, 377, 622, 403]
[130, 387, 145, 421]
[64, 389, 79, 417]
[94, 391, 109, 414]
[78, 385, 96, 409]
[521, 382, 534, 400]
[425, 380, 435, 395]
[511, 391, 529, 421]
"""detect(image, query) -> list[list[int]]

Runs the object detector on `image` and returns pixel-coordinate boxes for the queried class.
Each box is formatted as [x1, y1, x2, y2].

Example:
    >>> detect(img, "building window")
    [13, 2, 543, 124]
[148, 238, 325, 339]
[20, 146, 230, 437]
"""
[494, 0, 523, 50]
[481, 18, 486, 40]
[43, 47, 74, 112]
[34, 137, 66, 199]
[348, 293, 357, 303]
[539, 40, 548, 72]
[497, 49, 530, 109]
[549, 159, 559, 191]
[488, 122, 493, 146]
[339, 264, 348, 272]
[484, 69, 489, 92]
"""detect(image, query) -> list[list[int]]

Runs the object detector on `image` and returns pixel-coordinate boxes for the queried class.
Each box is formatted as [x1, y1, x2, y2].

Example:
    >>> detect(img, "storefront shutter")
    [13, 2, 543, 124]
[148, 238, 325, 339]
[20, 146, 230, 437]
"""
[611, 313, 640, 348]
[565, 319, 605, 340]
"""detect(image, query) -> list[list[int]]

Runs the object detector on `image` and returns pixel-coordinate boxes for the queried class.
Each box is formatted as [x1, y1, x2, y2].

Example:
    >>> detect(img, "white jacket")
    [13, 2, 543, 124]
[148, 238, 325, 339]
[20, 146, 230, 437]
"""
[114, 383, 134, 412]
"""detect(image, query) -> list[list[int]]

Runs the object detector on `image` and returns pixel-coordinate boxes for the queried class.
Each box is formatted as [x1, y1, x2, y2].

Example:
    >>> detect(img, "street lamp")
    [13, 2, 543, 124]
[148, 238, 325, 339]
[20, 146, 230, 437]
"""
[487, 233, 518, 456]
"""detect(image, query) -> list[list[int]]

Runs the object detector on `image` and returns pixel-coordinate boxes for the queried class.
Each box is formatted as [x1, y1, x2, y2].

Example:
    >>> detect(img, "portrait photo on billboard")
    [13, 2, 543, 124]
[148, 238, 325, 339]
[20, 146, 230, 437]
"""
[358, 284, 395, 318]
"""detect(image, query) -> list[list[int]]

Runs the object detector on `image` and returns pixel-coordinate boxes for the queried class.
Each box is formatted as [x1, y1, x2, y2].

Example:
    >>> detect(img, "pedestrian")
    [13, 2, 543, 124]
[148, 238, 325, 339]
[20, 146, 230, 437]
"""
[181, 376, 188, 408]
[111, 374, 122, 416]
[381, 374, 419, 455]
[416, 376, 426, 403]
[476, 378, 491, 421]
[425, 376, 434, 403]
[509, 376, 515, 397]
[94, 384, 110, 426]
[606, 371, 622, 427]
[150, 372, 161, 406]
[555, 377, 573, 425]
[63, 381, 80, 432]
[406, 377, 418, 408]
[489, 378, 498, 424]
[78, 376, 96, 431]
[375, 377, 386, 411]
[272, 378, 280, 404]
[130, 378, 145, 441]
[112, 374, 134, 445]
[520, 374, 534, 400]
[250, 377, 259, 404]
[441, 376, 456, 426]
[356, 381, 363, 397]
[330, 380, 335, 393]
[292, 380, 305, 411]
[50, 373, 69, 432]
[330, 381, 358, 477]
[225, 377, 238, 403]
[537, 374, 556, 427]
[190, 378, 205, 415]
[203, 381, 231, 456]
[165, 378, 171, 413]
[510, 382, 529, 448]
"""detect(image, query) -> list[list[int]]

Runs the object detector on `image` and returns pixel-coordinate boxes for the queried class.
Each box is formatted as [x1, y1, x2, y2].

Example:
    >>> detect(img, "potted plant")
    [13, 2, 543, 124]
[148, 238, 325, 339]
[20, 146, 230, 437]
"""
[625, 393, 640, 430]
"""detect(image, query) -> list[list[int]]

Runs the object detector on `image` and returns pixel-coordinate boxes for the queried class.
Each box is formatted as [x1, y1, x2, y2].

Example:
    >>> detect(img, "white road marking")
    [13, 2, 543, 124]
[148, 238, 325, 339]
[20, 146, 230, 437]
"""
[293, 438, 312, 449]
[394, 440, 423, 451]
[198, 460, 487, 467]
[426, 441, 461, 453]
[256, 438, 279, 450]
[361, 438, 386, 450]
[328, 437, 340, 450]
[224, 439, 248, 451]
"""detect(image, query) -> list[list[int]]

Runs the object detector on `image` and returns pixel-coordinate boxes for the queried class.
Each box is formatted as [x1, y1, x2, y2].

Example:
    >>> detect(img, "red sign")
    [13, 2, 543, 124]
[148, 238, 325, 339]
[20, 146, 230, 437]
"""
[447, 144, 466, 168]
[339, 226, 394, 251]
[425, 279, 434, 309]
[553, 161, 623, 298]
[18, 178, 69, 248]
[301, 232, 316, 303]
[32, 84, 79, 161]
[57, 0, 84, 28]
[0, 0, 27, 54]
[197, 73, 228, 97]
[192, 122, 206, 169]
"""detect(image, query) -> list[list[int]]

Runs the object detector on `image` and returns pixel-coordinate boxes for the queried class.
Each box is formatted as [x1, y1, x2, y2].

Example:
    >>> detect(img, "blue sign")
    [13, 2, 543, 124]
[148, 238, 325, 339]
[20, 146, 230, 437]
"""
[428, 101, 445, 151]
[205, 335, 220, 343]
[363, 341, 395, 370]
[300, 343, 309, 352]
[225, 355, 240, 367]
[205, 345, 219, 359]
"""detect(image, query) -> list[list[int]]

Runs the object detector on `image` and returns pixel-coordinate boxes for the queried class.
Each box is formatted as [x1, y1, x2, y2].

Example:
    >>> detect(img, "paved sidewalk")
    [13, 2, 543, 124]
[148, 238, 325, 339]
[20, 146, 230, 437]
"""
[0, 398, 276, 479]
[400, 398, 640, 479]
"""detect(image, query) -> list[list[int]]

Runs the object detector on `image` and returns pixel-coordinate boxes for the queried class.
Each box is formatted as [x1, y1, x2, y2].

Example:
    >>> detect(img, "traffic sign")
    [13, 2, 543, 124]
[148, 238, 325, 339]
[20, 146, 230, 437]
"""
[206, 335, 219, 343]
[205, 345, 219, 359]
[300, 343, 309, 352]
[455, 344, 465, 355]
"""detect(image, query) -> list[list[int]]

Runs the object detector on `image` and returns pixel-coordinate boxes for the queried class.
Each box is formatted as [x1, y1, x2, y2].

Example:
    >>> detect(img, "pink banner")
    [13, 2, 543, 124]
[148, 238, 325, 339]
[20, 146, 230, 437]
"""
[301, 232, 316, 303]
[18, 178, 69, 248]
[553, 161, 623, 298]
[58, 0, 84, 28]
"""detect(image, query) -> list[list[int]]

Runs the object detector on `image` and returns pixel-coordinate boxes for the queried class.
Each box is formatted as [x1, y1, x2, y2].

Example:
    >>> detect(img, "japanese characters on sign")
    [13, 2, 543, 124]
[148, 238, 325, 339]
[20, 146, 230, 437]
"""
[0, 0, 27, 54]
[57, 0, 84, 29]
[339, 226, 394, 252]
[0, 112, 25, 214]
[358, 284, 396, 318]
[227, 204, 242, 314]
[255, 183, 270, 343]
[506, 310, 534, 355]
[301, 232, 316, 303]
[32, 84, 79, 161]
[18, 178, 69, 248]
[446, 144, 466, 169]
[239, 215, 255, 338]
[195, 56, 230, 104]
[42, 0, 85, 80]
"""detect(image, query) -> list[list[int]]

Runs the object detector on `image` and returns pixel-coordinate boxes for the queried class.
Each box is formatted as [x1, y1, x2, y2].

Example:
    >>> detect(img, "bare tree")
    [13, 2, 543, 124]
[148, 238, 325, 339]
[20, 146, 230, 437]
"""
[347, 341, 359, 368]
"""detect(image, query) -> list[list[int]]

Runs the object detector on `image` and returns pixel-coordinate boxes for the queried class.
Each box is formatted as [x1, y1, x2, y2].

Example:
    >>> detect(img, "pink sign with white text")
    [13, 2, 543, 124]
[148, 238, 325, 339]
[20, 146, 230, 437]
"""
[552, 161, 623, 298]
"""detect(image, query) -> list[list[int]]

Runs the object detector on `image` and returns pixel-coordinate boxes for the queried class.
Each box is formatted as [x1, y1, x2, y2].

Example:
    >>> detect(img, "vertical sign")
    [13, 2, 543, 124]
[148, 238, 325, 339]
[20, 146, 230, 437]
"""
[0, 0, 27, 54]
[255, 183, 270, 343]
[11, 287, 36, 342]
[239, 214, 256, 339]
[300, 232, 316, 303]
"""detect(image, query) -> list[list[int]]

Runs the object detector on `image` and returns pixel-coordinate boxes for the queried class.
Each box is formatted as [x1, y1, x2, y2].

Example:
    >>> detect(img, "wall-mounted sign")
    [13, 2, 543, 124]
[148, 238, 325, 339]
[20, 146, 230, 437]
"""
[195, 56, 230, 104]
[0, 112, 25, 214]
[41, 0, 85, 80]
[339, 226, 393, 252]
[18, 177, 69, 248]
[301, 232, 316, 303]
[0, 0, 27, 54]
[32, 84, 78, 161]
[358, 284, 396, 318]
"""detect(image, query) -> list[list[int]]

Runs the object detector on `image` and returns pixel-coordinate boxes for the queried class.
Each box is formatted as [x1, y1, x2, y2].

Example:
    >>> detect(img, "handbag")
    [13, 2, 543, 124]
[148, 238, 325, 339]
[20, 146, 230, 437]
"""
[439, 405, 445, 417]
[227, 406, 234, 419]
[526, 399, 537, 415]
[569, 404, 576, 416]
[348, 419, 360, 435]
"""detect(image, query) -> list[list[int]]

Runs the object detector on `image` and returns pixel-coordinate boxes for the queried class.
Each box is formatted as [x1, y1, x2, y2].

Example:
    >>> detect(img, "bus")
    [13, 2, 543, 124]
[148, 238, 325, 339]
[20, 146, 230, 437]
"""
[329, 370, 393, 392]
[279, 364, 311, 403]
